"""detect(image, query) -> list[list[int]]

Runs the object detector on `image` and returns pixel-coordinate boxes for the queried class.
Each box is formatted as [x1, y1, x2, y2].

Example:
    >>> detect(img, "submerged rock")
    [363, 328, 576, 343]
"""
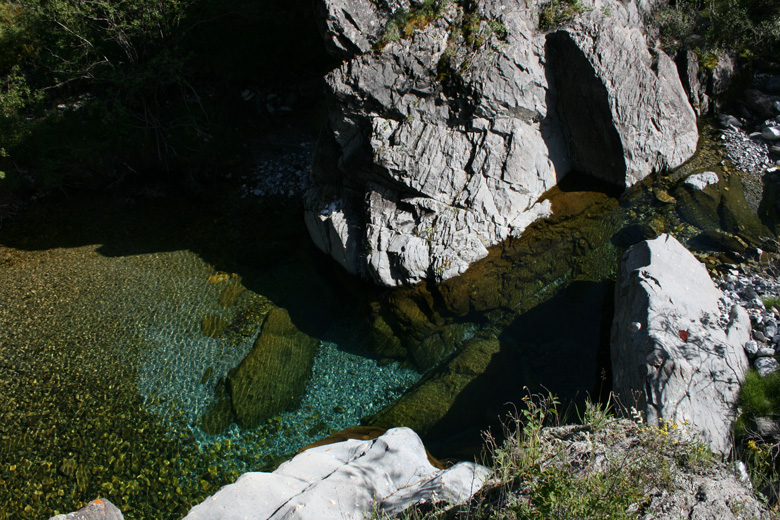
[183, 427, 489, 520]
[611, 234, 750, 454]
[306, 0, 697, 287]
[201, 308, 319, 431]
[229, 308, 318, 429]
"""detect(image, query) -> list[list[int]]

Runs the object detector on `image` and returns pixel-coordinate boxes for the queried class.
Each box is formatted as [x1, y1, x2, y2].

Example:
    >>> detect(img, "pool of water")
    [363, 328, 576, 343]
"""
[0, 125, 771, 519]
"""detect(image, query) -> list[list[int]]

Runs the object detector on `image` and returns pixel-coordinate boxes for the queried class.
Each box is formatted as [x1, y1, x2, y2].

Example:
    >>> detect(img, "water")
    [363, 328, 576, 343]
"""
[0, 125, 771, 519]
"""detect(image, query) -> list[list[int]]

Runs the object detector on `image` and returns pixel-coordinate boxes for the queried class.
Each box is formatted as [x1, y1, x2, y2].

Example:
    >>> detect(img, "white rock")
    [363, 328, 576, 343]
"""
[762, 126, 780, 141]
[755, 356, 780, 378]
[684, 171, 719, 190]
[183, 427, 490, 520]
[611, 234, 750, 454]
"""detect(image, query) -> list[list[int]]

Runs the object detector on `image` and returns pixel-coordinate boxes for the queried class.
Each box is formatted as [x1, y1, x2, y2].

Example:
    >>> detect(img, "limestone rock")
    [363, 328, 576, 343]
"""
[611, 234, 750, 454]
[314, 0, 409, 59]
[227, 308, 319, 429]
[49, 499, 123, 520]
[684, 171, 719, 191]
[183, 427, 490, 520]
[755, 356, 780, 377]
[307, 0, 698, 286]
[546, 9, 698, 186]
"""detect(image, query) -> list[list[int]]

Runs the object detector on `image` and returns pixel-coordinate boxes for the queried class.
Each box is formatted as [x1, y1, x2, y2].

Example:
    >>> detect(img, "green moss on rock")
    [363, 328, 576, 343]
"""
[228, 308, 319, 429]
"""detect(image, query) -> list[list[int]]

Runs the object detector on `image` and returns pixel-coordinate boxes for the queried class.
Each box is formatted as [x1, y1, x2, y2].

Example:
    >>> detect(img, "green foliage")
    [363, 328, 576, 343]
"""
[376, 0, 448, 48]
[651, 0, 780, 60]
[0, 0, 333, 195]
[737, 369, 780, 426]
[578, 394, 615, 431]
[763, 295, 780, 311]
[538, 0, 588, 31]
[734, 369, 780, 503]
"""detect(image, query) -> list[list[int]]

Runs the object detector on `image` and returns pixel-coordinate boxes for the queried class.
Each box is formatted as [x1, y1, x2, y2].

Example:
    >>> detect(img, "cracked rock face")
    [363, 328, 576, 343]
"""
[307, 0, 698, 287]
[611, 234, 750, 455]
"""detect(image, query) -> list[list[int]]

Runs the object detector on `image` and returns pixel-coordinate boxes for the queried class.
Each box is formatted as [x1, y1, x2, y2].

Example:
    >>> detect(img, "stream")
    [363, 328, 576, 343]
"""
[0, 124, 772, 519]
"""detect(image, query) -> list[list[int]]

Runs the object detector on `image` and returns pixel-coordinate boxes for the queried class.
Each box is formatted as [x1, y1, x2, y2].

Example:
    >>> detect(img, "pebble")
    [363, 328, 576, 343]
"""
[715, 262, 780, 377]
[239, 143, 314, 199]
[720, 125, 774, 173]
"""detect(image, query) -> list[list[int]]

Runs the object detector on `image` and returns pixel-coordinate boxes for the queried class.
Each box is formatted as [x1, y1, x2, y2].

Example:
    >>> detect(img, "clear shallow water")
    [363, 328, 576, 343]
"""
[0, 125, 768, 519]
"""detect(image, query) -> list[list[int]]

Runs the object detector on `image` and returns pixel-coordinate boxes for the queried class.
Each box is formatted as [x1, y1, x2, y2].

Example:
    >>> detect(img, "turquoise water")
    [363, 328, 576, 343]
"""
[0, 125, 766, 519]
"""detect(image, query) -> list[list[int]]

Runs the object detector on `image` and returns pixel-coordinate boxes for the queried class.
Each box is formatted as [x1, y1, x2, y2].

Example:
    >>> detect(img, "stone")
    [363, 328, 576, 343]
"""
[676, 49, 709, 116]
[756, 346, 776, 357]
[754, 416, 780, 442]
[201, 315, 228, 338]
[306, 0, 698, 287]
[754, 330, 769, 342]
[762, 126, 780, 141]
[224, 308, 319, 429]
[218, 280, 246, 307]
[611, 234, 750, 454]
[49, 499, 123, 520]
[745, 340, 759, 357]
[183, 427, 489, 520]
[755, 356, 780, 377]
[684, 171, 719, 190]
[314, 0, 409, 59]
[547, 11, 698, 187]
[742, 89, 777, 120]
[765, 320, 778, 338]
[718, 113, 742, 129]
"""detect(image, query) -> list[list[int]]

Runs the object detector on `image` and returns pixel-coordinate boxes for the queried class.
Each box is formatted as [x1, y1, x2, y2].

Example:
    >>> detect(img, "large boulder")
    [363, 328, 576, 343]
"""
[546, 7, 698, 186]
[306, 0, 698, 287]
[611, 234, 750, 454]
[183, 427, 490, 520]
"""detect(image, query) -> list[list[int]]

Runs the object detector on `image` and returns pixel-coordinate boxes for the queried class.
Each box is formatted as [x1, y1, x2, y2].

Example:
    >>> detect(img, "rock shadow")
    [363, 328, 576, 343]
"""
[419, 280, 614, 460]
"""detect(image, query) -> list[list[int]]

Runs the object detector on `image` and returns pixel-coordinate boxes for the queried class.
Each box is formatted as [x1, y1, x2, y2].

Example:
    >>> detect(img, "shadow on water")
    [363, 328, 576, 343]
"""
[421, 280, 615, 459]
[0, 181, 381, 346]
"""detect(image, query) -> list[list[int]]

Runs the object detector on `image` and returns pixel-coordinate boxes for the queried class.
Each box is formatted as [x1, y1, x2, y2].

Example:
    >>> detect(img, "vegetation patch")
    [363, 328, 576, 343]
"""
[650, 0, 780, 60]
[734, 369, 780, 503]
[538, 0, 588, 31]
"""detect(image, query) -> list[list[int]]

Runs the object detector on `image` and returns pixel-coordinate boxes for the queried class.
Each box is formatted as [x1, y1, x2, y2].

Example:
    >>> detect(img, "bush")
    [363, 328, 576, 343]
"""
[734, 369, 780, 503]
[651, 0, 780, 60]
[538, 0, 588, 31]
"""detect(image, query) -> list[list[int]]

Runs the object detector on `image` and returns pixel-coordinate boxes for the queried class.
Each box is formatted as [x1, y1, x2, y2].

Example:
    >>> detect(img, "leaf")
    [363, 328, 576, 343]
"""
[678, 329, 689, 342]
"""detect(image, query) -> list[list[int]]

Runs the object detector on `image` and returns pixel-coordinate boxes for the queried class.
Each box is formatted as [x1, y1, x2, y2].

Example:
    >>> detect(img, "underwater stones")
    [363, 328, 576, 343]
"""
[611, 234, 750, 454]
[208, 272, 231, 284]
[684, 171, 719, 191]
[368, 337, 500, 435]
[673, 171, 767, 243]
[218, 280, 246, 307]
[201, 315, 228, 338]
[227, 308, 319, 429]
[410, 323, 471, 372]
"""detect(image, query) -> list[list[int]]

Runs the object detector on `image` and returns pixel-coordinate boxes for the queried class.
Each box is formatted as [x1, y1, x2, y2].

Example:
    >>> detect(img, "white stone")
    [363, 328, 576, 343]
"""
[756, 356, 780, 378]
[684, 171, 719, 190]
[762, 126, 780, 141]
[183, 427, 490, 520]
[611, 234, 750, 454]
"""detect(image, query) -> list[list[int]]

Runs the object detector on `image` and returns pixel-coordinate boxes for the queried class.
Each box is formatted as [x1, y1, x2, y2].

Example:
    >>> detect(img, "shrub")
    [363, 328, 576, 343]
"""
[538, 0, 588, 31]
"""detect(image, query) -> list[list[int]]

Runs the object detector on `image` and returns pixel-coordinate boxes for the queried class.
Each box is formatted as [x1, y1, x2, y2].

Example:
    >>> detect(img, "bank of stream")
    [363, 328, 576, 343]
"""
[0, 123, 774, 519]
